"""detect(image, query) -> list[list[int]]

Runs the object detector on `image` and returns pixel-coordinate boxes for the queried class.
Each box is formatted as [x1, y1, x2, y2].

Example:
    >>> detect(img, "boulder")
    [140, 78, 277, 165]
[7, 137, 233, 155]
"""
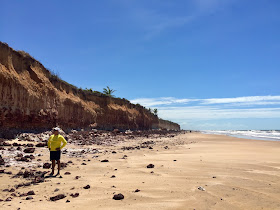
[23, 148, 35, 153]
[50, 194, 66, 201]
[113, 193, 124, 200]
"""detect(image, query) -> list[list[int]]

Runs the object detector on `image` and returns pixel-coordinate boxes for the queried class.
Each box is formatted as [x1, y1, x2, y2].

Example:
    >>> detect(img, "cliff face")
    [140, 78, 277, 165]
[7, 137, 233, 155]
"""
[0, 42, 180, 135]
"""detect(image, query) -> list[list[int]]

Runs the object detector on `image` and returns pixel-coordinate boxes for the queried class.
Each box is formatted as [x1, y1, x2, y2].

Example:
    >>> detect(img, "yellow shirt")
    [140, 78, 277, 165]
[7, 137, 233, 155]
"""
[47, 134, 67, 151]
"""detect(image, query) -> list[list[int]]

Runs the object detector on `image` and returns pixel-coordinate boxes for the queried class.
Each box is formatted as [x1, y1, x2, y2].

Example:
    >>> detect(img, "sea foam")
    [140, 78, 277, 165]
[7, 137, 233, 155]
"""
[202, 130, 280, 141]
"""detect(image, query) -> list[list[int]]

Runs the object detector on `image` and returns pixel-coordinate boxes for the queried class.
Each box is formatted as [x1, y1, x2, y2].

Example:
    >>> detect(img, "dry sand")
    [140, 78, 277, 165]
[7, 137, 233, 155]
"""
[1, 133, 280, 210]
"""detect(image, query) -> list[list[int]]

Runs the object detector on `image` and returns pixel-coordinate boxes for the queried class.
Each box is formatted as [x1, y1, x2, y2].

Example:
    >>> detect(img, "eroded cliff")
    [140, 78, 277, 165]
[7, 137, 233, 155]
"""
[0, 42, 180, 136]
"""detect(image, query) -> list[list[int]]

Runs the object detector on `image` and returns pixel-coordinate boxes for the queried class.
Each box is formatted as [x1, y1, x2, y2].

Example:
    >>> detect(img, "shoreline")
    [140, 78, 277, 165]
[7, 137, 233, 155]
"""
[201, 130, 280, 142]
[1, 132, 280, 209]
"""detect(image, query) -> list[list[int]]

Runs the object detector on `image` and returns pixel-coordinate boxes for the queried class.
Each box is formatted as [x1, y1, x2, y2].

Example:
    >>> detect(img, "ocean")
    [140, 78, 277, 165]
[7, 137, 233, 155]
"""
[201, 130, 280, 141]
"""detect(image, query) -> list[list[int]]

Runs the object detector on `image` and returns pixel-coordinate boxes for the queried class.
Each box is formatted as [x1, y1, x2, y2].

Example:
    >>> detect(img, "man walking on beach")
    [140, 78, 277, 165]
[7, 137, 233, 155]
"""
[48, 127, 67, 177]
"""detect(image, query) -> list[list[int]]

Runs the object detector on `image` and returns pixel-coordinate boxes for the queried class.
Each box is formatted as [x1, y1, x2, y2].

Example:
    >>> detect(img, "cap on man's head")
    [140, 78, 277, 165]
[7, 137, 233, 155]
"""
[53, 127, 60, 132]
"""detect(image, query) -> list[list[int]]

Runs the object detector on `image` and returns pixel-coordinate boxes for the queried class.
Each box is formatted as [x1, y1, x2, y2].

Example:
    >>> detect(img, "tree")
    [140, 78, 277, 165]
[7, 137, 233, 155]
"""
[103, 86, 116, 97]
[153, 108, 158, 116]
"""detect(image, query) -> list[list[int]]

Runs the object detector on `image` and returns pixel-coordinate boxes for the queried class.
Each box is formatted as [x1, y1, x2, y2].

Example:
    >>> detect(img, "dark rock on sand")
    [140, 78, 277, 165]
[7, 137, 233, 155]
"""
[36, 143, 47, 147]
[64, 172, 71, 175]
[0, 155, 5, 165]
[27, 190, 35, 195]
[111, 175, 116, 178]
[26, 196, 33, 200]
[101, 159, 109, 162]
[147, 164, 154, 168]
[66, 200, 70, 203]
[83, 185, 90, 189]
[50, 194, 66, 201]
[23, 148, 35, 153]
[113, 193, 124, 200]
[23, 170, 34, 178]
[70, 193, 79, 198]
[135, 189, 140, 192]
[5, 197, 12, 201]
[60, 162, 68, 168]
[43, 163, 51, 169]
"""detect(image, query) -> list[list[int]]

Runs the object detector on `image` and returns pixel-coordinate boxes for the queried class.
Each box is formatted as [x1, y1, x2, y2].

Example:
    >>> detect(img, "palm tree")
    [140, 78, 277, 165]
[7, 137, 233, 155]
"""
[103, 86, 116, 97]
[153, 108, 158, 116]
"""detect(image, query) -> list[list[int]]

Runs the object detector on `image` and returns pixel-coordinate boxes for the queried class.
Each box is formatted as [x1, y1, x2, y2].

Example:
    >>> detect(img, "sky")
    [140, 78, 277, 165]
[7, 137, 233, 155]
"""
[1, 0, 280, 130]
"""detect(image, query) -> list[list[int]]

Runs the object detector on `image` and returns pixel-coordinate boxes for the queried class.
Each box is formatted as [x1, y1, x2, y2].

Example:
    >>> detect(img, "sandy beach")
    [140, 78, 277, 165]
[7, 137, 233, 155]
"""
[1, 132, 280, 210]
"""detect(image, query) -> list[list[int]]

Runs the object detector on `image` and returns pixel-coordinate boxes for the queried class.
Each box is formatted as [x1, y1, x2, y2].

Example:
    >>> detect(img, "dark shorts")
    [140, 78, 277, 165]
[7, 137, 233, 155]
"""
[50, 151, 61, 161]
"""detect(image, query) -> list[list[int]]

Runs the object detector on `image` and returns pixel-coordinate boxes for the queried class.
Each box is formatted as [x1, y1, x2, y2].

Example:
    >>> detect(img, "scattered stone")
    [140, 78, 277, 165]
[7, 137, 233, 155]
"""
[23, 148, 35, 153]
[54, 188, 59, 192]
[213, 176, 216, 178]
[198, 186, 205, 191]
[0, 155, 5, 165]
[9, 188, 15, 192]
[101, 159, 109, 162]
[70, 193, 79, 198]
[5, 197, 12, 202]
[173, 160, 177, 161]
[111, 175, 116, 178]
[81, 163, 87, 165]
[50, 194, 66, 201]
[36, 143, 46, 147]
[64, 172, 71, 175]
[11, 193, 17, 197]
[27, 190, 35, 195]
[26, 196, 33, 200]
[23, 170, 34, 178]
[60, 162, 68, 168]
[151, 171, 154, 174]
[83, 185, 90, 189]
[135, 189, 140, 192]
[75, 176, 80, 179]
[43, 163, 51, 169]
[113, 193, 124, 200]
[66, 200, 70, 203]
[147, 164, 154, 168]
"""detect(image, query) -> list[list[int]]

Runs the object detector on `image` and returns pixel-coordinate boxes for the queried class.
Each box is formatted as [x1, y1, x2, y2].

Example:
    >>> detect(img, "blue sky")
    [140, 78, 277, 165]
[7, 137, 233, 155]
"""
[1, 0, 280, 130]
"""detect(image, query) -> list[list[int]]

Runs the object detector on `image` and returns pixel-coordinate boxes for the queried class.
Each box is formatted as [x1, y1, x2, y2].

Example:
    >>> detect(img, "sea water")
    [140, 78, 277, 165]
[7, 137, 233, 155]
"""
[201, 130, 280, 141]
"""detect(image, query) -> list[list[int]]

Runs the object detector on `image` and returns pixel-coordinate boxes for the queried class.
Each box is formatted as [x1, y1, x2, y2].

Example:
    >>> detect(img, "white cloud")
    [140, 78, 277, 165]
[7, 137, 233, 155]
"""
[131, 95, 280, 107]
[202, 96, 280, 104]
[158, 106, 280, 120]
[130, 97, 196, 107]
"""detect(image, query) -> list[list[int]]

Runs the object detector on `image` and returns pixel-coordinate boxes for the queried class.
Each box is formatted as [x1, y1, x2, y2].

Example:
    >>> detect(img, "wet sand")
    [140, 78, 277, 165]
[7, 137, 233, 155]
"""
[1, 132, 280, 210]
